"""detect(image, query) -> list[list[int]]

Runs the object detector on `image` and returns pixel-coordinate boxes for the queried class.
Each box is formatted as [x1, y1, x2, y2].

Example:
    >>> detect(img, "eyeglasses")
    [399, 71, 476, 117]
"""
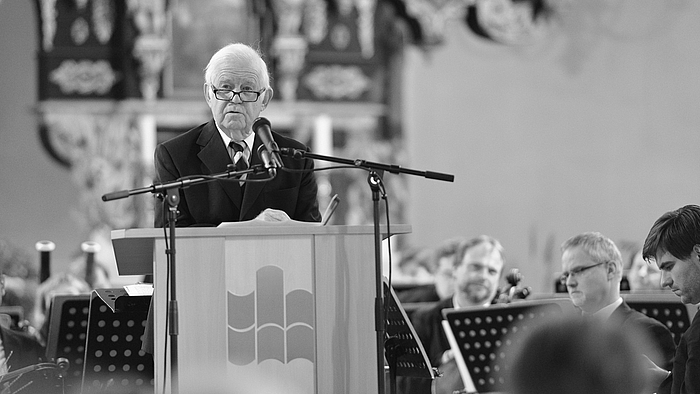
[210, 86, 266, 103]
[559, 261, 606, 285]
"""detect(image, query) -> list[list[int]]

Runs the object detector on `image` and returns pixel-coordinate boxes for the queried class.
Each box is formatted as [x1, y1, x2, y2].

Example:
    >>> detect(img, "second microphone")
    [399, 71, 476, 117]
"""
[253, 117, 284, 169]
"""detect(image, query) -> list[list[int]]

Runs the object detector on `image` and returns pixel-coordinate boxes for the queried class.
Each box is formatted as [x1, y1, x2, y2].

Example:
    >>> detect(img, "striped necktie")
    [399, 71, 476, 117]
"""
[229, 141, 249, 172]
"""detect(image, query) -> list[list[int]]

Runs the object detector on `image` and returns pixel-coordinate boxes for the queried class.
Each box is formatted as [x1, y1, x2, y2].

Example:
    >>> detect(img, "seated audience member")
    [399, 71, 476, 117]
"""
[560, 232, 675, 392]
[0, 266, 45, 372]
[430, 237, 465, 301]
[0, 239, 39, 331]
[398, 235, 505, 394]
[397, 237, 465, 304]
[506, 314, 658, 394]
[642, 205, 700, 393]
[628, 248, 663, 291]
[395, 246, 438, 303]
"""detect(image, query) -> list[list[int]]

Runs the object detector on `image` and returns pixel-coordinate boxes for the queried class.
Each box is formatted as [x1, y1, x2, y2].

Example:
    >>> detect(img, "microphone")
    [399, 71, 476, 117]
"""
[257, 145, 277, 177]
[252, 117, 283, 168]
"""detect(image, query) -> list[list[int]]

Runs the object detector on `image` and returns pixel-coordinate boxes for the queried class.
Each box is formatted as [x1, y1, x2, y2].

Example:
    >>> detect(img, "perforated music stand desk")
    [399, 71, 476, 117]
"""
[623, 291, 698, 345]
[80, 288, 154, 394]
[441, 300, 570, 394]
[384, 280, 437, 391]
[45, 294, 91, 393]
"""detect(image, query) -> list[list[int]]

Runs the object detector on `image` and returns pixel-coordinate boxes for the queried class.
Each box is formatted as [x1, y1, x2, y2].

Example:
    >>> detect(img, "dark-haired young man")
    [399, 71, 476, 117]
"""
[643, 204, 700, 394]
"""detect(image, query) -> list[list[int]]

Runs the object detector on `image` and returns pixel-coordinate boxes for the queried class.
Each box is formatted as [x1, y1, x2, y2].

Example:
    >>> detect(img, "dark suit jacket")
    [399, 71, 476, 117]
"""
[154, 119, 321, 226]
[609, 301, 676, 372]
[669, 310, 700, 394]
[0, 326, 45, 371]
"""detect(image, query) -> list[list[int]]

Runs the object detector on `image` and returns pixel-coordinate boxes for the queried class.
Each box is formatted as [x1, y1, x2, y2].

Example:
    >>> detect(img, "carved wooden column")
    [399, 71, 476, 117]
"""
[270, 0, 309, 101]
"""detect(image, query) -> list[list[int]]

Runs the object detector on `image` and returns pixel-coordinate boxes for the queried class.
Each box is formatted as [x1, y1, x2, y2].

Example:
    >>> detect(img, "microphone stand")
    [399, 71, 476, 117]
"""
[102, 165, 270, 394]
[280, 148, 453, 394]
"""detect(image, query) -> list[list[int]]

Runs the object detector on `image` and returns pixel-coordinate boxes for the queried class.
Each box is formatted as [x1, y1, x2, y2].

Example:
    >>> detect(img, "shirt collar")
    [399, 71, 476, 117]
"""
[452, 293, 491, 309]
[217, 126, 255, 151]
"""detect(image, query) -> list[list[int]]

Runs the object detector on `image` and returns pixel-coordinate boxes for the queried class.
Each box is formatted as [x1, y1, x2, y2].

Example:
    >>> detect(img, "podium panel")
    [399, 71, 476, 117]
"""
[113, 224, 410, 394]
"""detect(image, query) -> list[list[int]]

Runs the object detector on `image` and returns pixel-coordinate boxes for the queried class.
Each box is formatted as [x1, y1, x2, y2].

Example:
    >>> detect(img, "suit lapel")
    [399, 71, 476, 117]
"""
[196, 121, 243, 209]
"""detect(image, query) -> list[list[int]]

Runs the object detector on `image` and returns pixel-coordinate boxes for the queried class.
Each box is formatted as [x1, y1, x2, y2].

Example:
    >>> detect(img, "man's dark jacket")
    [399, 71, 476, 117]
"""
[154, 119, 321, 227]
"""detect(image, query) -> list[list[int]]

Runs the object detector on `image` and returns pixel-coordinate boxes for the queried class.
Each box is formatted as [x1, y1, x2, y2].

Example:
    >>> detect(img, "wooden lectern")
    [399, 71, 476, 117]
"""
[112, 223, 410, 394]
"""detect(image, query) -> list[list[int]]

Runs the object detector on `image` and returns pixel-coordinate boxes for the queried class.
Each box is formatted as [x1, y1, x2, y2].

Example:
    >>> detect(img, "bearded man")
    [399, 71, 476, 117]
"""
[398, 235, 505, 394]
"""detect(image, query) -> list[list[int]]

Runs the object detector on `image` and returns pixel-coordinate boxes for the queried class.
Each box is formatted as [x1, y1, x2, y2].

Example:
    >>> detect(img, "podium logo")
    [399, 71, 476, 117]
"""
[227, 265, 315, 365]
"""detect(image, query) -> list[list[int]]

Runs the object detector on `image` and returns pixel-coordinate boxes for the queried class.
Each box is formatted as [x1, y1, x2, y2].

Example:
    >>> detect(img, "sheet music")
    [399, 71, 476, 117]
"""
[321, 194, 340, 225]
[217, 195, 340, 228]
[124, 283, 154, 296]
[217, 218, 320, 228]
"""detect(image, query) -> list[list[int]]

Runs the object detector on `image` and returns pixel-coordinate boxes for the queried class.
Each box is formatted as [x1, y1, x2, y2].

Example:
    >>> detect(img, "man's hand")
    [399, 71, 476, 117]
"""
[440, 349, 455, 365]
[643, 354, 671, 387]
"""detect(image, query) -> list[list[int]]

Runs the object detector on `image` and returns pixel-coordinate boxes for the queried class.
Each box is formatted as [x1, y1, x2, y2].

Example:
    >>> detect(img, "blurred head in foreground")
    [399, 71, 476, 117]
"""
[506, 315, 657, 394]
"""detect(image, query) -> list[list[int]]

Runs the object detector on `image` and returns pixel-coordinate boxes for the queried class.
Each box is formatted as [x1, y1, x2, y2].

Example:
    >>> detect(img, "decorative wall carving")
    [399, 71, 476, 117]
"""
[132, 35, 169, 100]
[127, 0, 170, 100]
[303, 65, 371, 99]
[272, 35, 308, 102]
[402, 0, 472, 45]
[465, 0, 556, 45]
[92, 0, 115, 44]
[303, 0, 328, 44]
[49, 59, 119, 95]
[70, 17, 90, 44]
[39, 0, 59, 51]
[38, 103, 154, 235]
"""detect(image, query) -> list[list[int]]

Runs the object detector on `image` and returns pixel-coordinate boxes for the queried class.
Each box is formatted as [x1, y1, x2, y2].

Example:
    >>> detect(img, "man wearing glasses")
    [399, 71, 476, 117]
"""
[143, 43, 321, 355]
[153, 42, 321, 227]
[560, 232, 675, 393]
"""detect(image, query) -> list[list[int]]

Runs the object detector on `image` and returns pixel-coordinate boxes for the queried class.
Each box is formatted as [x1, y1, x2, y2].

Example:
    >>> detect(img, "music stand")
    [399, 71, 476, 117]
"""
[624, 292, 697, 345]
[80, 288, 154, 394]
[441, 300, 567, 394]
[45, 294, 91, 393]
[383, 280, 437, 394]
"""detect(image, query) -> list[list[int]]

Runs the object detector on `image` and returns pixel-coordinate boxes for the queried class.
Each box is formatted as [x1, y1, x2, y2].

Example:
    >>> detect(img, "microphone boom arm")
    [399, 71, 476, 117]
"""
[279, 148, 454, 182]
[102, 165, 271, 201]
